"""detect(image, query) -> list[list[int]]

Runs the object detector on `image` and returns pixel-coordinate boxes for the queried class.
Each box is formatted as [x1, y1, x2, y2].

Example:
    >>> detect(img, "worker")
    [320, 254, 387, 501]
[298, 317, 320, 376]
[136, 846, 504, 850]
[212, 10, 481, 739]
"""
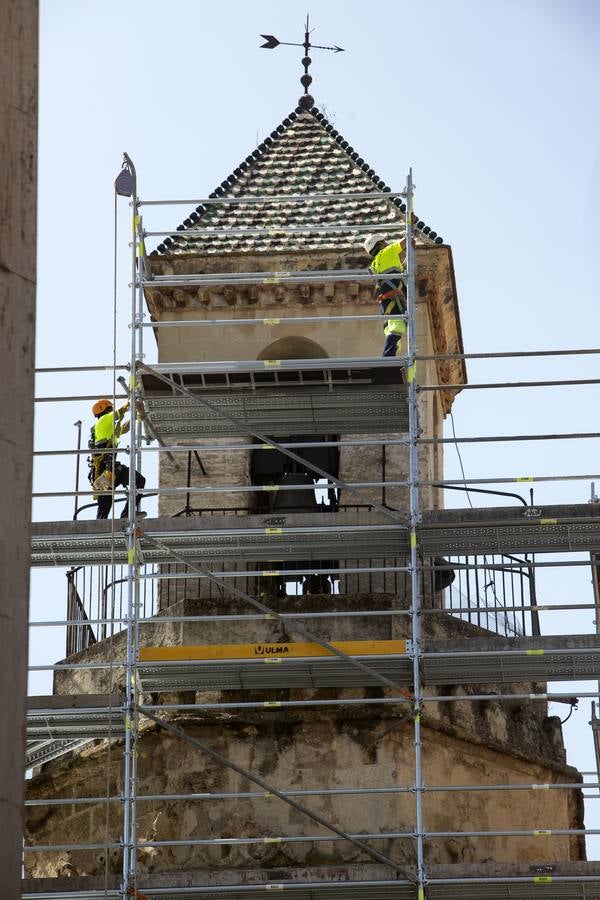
[364, 232, 408, 358]
[88, 398, 146, 519]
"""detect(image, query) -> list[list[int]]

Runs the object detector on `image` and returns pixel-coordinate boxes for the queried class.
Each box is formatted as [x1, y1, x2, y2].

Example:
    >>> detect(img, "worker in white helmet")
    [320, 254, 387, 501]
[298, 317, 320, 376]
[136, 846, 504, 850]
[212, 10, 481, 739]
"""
[363, 232, 408, 358]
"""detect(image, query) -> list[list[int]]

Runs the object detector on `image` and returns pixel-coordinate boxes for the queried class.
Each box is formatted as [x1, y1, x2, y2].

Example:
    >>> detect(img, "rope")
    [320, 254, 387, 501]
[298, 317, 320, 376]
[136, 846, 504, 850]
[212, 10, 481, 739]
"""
[102, 185, 120, 898]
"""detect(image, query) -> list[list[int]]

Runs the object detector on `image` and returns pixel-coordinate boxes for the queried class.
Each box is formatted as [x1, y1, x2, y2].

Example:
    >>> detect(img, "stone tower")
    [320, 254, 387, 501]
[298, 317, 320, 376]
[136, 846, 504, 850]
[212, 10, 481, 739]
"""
[24, 104, 585, 895]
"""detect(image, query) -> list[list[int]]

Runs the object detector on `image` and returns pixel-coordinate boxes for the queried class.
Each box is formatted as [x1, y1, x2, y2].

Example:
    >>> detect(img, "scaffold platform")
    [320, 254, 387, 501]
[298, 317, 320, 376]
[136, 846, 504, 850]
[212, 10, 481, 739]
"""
[26, 738, 93, 770]
[26, 694, 125, 767]
[30, 510, 404, 566]
[19, 867, 600, 899]
[134, 633, 600, 692]
[138, 640, 409, 692]
[139, 358, 408, 440]
[30, 503, 600, 567]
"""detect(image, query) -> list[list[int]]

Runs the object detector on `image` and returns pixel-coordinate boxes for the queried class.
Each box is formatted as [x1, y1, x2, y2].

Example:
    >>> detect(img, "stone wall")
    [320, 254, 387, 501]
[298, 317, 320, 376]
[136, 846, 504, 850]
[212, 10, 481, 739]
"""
[25, 711, 583, 879]
[26, 596, 584, 878]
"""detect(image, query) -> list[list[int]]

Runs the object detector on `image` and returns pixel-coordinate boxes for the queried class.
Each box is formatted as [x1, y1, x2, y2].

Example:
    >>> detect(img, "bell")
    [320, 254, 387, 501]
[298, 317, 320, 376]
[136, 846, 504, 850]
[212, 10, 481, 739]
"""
[272, 472, 320, 512]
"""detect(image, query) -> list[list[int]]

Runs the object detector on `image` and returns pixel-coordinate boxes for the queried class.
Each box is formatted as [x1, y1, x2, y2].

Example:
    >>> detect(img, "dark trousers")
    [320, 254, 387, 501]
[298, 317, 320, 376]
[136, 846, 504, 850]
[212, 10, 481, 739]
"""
[96, 462, 146, 519]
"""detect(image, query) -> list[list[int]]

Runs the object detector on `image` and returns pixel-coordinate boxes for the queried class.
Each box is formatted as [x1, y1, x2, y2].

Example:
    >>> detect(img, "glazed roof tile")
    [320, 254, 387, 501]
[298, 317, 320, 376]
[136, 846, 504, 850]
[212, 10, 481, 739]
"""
[151, 106, 444, 257]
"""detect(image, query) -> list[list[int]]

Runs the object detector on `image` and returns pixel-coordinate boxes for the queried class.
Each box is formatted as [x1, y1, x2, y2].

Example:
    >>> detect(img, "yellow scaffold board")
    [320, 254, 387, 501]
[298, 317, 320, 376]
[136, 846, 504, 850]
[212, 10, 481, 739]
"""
[139, 639, 407, 662]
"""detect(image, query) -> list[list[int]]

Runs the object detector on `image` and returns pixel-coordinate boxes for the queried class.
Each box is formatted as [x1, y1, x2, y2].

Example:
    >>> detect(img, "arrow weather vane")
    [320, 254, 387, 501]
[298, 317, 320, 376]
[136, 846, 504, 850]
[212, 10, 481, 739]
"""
[260, 15, 344, 110]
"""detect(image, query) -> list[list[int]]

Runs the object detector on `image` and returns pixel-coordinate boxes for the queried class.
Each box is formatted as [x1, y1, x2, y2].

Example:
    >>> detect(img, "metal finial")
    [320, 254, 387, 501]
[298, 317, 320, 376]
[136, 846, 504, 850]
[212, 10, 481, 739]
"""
[260, 14, 344, 109]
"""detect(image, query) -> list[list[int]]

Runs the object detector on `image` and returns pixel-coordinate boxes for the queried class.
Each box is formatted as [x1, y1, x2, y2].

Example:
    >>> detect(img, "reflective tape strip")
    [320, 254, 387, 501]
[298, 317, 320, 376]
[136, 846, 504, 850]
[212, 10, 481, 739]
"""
[532, 784, 550, 790]
[410, 531, 417, 548]
[418, 889, 424, 900]
[137, 241, 144, 256]
[130, 375, 136, 389]
[407, 363, 416, 383]
[534, 829, 552, 836]
[261, 571, 280, 577]
[264, 359, 281, 367]
[414, 713, 421, 724]
[127, 549, 136, 565]
[263, 485, 279, 492]
[263, 277, 281, 285]
[516, 476, 534, 482]
[264, 701, 282, 707]
[265, 527, 283, 534]
[540, 518, 558, 525]
[527, 649, 544, 656]
[263, 318, 281, 325]
[530, 694, 547, 700]
[264, 837, 282, 843]
[264, 613, 277, 620]
[534, 876, 553, 883]
[263, 792, 273, 798]
[264, 659, 282, 665]
[133, 214, 140, 233]
[261, 444, 276, 450]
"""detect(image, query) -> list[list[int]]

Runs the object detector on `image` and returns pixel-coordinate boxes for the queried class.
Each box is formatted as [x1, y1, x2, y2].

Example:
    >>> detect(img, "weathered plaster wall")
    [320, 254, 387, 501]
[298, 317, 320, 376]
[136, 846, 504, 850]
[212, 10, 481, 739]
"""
[0, 2, 37, 896]
[25, 712, 583, 879]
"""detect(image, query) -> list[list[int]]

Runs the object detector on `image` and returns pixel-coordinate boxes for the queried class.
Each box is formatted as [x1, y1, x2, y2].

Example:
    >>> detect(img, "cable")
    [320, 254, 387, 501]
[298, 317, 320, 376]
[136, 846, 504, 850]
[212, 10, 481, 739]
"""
[449, 410, 473, 509]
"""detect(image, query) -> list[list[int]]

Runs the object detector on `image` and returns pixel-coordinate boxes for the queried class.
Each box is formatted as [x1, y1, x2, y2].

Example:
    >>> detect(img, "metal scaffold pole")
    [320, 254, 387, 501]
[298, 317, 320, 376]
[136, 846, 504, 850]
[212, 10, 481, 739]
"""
[405, 170, 426, 895]
[121, 153, 141, 898]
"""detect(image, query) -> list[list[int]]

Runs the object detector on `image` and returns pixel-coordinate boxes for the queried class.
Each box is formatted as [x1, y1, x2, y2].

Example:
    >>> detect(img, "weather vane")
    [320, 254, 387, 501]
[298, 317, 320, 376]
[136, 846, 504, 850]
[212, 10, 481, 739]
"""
[260, 15, 344, 110]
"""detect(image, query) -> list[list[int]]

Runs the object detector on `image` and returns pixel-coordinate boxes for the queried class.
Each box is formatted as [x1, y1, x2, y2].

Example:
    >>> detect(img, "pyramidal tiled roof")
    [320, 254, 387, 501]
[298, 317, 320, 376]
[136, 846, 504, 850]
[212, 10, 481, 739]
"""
[151, 105, 444, 257]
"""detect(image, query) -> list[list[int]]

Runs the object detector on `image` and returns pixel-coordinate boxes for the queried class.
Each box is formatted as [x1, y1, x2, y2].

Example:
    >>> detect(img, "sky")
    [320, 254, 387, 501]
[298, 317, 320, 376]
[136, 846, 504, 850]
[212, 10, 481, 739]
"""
[32, 0, 600, 856]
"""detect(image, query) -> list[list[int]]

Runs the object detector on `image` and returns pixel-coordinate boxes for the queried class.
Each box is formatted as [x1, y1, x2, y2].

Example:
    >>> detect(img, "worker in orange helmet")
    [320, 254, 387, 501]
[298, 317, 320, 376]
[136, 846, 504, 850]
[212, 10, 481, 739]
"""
[88, 398, 146, 519]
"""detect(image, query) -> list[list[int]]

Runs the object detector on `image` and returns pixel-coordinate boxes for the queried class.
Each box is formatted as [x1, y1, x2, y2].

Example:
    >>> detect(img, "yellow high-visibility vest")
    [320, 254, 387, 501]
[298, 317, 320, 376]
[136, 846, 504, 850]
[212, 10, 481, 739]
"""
[93, 406, 127, 446]
[370, 240, 405, 275]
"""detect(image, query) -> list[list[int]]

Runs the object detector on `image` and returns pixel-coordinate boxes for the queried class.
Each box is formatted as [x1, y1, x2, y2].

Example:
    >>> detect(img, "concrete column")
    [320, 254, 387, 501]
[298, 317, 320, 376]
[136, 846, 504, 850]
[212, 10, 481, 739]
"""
[0, 1, 38, 896]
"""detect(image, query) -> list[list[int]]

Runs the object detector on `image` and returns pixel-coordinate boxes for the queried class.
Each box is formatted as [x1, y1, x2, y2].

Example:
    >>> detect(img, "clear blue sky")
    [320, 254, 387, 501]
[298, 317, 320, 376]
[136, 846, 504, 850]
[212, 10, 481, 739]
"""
[33, 0, 600, 852]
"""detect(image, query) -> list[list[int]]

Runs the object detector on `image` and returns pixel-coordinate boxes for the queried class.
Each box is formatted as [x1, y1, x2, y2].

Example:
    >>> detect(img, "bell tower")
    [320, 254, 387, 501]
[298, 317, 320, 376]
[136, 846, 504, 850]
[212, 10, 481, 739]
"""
[24, 102, 587, 896]
[145, 106, 465, 600]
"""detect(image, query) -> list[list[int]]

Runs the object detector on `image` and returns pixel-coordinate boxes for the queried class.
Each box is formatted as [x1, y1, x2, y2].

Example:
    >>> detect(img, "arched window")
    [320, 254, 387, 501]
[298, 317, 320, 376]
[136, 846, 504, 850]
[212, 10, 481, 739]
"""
[257, 335, 329, 361]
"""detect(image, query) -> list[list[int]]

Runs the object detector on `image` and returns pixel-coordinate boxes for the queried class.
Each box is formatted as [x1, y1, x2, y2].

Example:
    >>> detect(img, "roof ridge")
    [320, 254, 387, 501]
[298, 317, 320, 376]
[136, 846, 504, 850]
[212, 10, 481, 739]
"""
[153, 105, 443, 256]
[305, 106, 441, 242]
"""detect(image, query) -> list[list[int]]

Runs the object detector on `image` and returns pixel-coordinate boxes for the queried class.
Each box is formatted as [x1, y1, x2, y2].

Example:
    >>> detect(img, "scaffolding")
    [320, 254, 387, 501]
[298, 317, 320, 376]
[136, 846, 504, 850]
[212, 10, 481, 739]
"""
[23, 160, 600, 900]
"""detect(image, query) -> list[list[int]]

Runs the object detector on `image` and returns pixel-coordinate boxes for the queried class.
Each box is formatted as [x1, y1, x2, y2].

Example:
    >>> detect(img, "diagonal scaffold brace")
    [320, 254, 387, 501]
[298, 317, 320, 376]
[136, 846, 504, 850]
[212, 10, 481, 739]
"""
[141, 710, 417, 883]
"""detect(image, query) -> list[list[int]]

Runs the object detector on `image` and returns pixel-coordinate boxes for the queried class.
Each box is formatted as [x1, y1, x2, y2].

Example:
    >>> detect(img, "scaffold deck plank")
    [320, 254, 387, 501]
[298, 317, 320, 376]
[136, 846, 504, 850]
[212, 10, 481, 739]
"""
[30, 503, 600, 567]
[25, 739, 92, 770]
[140, 359, 408, 439]
[422, 633, 600, 684]
[137, 654, 412, 693]
[429, 883, 600, 898]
